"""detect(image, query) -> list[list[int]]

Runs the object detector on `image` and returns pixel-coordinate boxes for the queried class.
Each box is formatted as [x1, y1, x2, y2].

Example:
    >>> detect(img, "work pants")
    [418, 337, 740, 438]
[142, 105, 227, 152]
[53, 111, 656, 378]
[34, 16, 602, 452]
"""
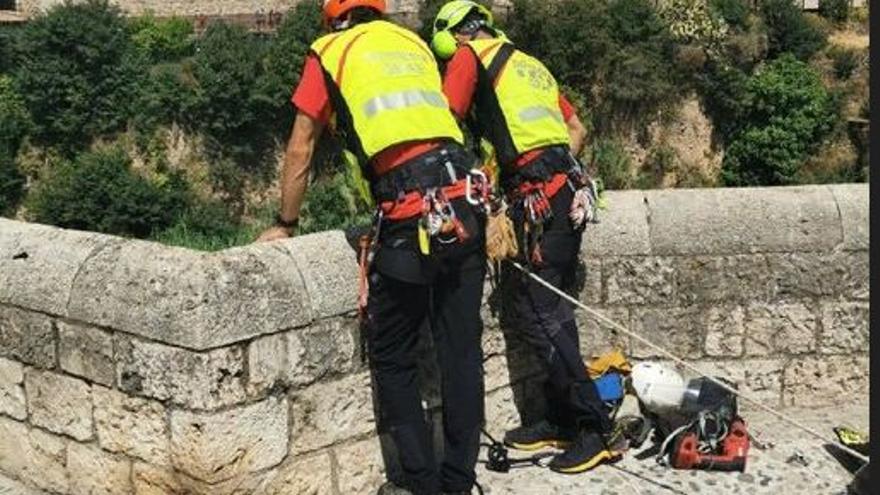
[366, 197, 487, 495]
[508, 184, 612, 434]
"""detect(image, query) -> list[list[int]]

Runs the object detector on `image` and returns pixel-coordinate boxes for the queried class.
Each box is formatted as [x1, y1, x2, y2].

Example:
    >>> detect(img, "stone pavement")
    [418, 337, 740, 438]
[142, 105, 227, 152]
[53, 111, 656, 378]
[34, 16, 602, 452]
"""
[0, 403, 868, 495]
[475, 402, 869, 495]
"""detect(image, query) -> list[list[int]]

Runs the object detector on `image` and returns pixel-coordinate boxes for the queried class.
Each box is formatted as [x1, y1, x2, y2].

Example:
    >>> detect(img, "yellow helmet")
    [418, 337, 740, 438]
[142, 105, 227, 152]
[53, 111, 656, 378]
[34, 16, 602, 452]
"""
[430, 0, 494, 60]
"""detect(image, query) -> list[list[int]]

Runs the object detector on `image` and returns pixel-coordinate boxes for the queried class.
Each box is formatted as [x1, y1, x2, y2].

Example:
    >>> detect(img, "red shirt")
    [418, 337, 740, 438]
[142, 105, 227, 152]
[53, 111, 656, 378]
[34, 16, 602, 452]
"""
[442, 45, 576, 166]
[291, 54, 440, 174]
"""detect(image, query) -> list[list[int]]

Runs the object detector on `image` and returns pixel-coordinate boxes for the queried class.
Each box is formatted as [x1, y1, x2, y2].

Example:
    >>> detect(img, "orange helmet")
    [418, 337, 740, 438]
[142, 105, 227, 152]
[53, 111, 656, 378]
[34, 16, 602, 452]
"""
[323, 0, 386, 26]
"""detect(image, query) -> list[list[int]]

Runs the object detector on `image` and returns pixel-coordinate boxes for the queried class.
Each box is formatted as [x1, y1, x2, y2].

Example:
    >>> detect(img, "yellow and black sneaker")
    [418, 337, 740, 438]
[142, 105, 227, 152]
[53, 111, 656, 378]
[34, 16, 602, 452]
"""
[503, 420, 575, 451]
[547, 430, 622, 474]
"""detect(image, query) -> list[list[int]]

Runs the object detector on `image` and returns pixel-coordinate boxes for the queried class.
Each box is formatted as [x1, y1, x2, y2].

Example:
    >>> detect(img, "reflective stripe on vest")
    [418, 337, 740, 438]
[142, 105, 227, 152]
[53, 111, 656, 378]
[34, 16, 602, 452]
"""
[363, 89, 447, 118]
[311, 21, 463, 162]
[466, 38, 569, 160]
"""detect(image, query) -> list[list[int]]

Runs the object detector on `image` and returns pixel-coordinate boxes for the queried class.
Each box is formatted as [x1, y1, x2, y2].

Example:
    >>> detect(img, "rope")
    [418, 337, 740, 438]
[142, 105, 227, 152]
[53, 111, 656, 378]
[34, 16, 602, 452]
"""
[508, 260, 870, 464]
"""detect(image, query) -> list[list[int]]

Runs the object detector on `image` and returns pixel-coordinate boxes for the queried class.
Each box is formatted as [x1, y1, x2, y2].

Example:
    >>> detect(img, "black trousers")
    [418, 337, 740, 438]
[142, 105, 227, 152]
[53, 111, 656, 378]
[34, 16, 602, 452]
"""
[366, 198, 486, 495]
[508, 185, 612, 434]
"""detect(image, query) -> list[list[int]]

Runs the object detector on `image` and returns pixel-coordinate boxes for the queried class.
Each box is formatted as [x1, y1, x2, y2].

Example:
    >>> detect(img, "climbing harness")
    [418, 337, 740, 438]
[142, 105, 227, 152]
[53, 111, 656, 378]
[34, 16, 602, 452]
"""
[506, 260, 870, 465]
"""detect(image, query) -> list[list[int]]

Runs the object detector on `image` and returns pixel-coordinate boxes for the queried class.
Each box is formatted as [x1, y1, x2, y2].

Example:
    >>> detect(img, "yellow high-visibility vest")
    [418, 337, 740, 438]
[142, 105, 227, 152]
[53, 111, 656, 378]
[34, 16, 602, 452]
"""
[465, 39, 570, 166]
[311, 20, 464, 168]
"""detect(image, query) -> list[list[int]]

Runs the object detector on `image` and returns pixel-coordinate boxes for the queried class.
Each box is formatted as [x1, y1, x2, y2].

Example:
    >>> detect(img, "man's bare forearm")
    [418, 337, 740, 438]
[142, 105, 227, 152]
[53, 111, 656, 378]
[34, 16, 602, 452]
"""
[566, 113, 587, 158]
[279, 112, 322, 223]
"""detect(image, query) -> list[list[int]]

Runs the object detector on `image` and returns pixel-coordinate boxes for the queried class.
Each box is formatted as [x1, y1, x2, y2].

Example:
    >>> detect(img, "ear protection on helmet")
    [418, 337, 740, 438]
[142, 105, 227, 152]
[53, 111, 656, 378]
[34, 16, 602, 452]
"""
[431, 29, 459, 60]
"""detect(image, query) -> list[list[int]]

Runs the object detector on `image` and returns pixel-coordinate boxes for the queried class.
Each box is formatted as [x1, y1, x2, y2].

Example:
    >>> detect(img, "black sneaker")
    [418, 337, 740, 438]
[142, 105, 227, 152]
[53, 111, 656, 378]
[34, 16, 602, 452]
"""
[547, 429, 621, 474]
[503, 420, 574, 451]
[377, 481, 414, 495]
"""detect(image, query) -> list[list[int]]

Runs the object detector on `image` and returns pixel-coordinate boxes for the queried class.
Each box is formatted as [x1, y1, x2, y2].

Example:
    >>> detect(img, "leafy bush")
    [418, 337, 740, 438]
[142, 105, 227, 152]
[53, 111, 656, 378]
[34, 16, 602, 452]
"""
[819, 0, 849, 24]
[828, 46, 859, 80]
[589, 139, 632, 190]
[696, 62, 750, 141]
[760, 0, 827, 61]
[189, 22, 274, 192]
[298, 172, 373, 234]
[0, 76, 32, 158]
[13, 0, 146, 155]
[151, 200, 256, 251]
[129, 14, 194, 64]
[659, 0, 729, 52]
[0, 24, 22, 75]
[0, 155, 25, 215]
[709, 0, 750, 30]
[27, 146, 189, 237]
[133, 61, 199, 138]
[722, 55, 837, 185]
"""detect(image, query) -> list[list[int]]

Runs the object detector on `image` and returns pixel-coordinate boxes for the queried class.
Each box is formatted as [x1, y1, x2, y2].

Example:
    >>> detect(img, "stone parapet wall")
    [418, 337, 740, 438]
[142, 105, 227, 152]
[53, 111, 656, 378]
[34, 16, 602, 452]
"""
[0, 184, 869, 494]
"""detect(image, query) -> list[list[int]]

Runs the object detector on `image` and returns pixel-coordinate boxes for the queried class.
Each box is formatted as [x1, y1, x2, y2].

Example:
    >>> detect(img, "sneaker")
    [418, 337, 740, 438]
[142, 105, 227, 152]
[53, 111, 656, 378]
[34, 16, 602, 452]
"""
[547, 429, 621, 474]
[377, 481, 414, 495]
[503, 420, 574, 451]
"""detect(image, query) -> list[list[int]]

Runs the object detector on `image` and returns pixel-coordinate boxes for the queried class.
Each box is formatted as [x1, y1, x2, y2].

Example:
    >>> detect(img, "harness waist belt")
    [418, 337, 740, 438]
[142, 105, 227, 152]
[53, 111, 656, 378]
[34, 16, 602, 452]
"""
[500, 145, 575, 192]
[372, 142, 476, 202]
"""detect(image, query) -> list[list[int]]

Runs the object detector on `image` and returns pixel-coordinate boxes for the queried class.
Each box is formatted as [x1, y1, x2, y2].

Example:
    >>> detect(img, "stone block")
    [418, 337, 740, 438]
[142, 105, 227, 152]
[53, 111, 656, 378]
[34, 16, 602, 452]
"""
[68, 239, 311, 350]
[674, 255, 773, 304]
[765, 252, 869, 301]
[170, 396, 288, 483]
[829, 184, 868, 250]
[0, 357, 26, 420]
[93, 386, 169, 466]
[67, 441, 132, 495]
[25, 368, 92, 441]
[704, 305, 745, 358]
[743, 303, 817, 356]
[0, 305, 55, 368]
[0, 219, 120, 316]
[132, 462, 276, 495]
[645, 186, 841, 255]
[115, 335, 246, 410]
[604, 257, 675, 305]
[630, 306, 705, 359]
[259, 453, 336, 495]
[290, 372, 376, 454]
[695, 359, 785, 408]
[276, 231, 359, 318]
[578, 258, 602, 306]
[0, 415, 69, 493]
[336, 438, 386, 494]
[818, 301, 869, 354]
[576, 306, 631, 358]
[582, 190, 651, 256]
[248, 317, 358, 395]
[58, 321, 114, 386]
[783, 355, 869, 407]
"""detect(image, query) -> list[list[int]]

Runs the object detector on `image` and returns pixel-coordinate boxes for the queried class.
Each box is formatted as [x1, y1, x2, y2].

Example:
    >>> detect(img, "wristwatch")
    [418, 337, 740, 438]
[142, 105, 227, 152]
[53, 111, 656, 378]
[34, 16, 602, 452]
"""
[274, 213, 299, 230]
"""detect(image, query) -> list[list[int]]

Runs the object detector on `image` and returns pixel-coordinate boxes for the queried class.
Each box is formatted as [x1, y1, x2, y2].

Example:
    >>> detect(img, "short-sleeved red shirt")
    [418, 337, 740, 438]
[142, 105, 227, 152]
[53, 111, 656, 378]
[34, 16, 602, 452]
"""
[291, 54, 440, 175]
[441, 45, 576, 166]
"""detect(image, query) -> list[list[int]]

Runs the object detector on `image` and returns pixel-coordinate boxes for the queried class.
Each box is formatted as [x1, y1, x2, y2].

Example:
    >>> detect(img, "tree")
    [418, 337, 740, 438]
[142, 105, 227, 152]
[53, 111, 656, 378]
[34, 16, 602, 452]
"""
[722, 55, 836, 185]
[14, 0, 146, 154]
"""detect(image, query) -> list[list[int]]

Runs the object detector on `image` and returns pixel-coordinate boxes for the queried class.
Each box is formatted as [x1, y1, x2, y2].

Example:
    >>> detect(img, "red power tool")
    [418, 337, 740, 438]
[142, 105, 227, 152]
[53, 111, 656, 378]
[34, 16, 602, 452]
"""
[670, 418, 750, 472]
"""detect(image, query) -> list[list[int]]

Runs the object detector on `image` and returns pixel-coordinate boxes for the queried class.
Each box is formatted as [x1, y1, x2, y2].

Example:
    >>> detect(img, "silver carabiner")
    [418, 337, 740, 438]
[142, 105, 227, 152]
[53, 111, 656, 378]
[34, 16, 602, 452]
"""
[465, 168, 487, 205]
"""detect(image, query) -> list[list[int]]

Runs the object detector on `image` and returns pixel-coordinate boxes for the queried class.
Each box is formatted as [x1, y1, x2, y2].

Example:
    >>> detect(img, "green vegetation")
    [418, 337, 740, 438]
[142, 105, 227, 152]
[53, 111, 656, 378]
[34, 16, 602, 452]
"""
[1, 0, 866, 249]
[721, 55, 836, 186]
[27, 146, 189, 237]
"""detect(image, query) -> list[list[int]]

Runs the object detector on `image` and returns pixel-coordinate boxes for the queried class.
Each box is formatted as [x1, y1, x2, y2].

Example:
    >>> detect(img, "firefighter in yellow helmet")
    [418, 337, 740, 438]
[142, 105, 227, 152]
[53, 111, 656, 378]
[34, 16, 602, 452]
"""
[431, 0, 617, 475]
[257, 1, 487, 493]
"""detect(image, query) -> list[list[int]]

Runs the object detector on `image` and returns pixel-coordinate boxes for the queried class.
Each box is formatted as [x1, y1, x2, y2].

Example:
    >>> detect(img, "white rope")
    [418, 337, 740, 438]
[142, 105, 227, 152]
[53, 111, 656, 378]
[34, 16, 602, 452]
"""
[508, 260, 870, 464]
